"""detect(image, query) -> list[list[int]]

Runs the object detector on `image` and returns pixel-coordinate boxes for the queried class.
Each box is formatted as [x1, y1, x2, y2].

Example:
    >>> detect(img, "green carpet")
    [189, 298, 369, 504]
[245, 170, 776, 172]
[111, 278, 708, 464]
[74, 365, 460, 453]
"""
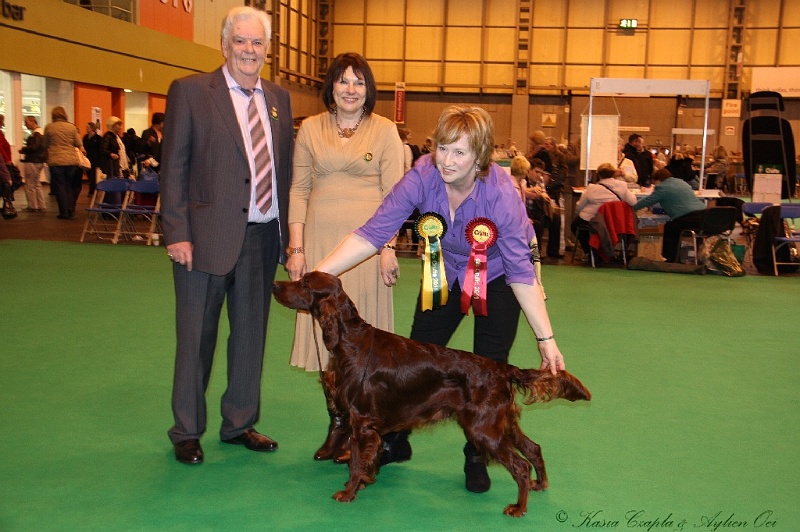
[1, 240, 797, 531]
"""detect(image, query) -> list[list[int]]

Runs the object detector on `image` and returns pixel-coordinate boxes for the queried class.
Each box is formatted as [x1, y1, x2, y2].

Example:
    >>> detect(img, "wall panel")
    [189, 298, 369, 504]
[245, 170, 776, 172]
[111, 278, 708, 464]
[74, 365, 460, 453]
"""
[447, 0, 485, 26]
[531, 2, 566, 27]
[405, 62, 442, 89]
[748, 29, 779, 65]
[690, 29, 727, 65]
[365, 26, 405, 58]
[566, 29, 603, 63]
[366, 1, 404, 24]
[607, 33, 647, 65]
[778, 29, 800, 66]
[332, 26, 365, 56]
[648, 30, 691, 65]
[648, 0, 693, 27]
[335, 0, 366, 24]
[406, 0, 444, 25]
[531, 28, 566, 63]
[445, 28, 482, 62]
[485, 28, 516, 62]
[444, 63, 481, 88]
[405, 28, 443, 61]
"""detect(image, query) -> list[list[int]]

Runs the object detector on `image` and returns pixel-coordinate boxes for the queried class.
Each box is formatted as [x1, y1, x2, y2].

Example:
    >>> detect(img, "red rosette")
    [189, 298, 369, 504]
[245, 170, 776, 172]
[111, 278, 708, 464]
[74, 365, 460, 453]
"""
[461, 217, 498, 316]
[464, 217, 498, 248]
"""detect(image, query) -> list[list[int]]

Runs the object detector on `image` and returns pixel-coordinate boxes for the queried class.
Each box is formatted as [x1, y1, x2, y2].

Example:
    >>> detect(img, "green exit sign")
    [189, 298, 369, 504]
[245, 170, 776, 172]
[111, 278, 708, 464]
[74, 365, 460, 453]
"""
[619, 19, 638, 29]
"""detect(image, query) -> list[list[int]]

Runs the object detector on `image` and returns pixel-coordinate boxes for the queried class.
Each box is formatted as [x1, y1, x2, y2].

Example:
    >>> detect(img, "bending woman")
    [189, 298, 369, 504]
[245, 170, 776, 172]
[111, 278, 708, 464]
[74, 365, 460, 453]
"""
[315, 105, 566, 495]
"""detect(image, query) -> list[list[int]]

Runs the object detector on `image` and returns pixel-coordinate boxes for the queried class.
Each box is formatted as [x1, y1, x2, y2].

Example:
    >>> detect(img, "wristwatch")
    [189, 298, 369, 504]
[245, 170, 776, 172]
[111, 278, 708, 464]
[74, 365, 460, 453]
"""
[285, 246, 305, 257]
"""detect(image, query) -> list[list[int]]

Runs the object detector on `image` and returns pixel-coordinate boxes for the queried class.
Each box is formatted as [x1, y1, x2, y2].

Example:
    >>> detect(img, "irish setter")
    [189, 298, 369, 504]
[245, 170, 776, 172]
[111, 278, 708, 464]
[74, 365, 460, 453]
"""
[272, 271, 591, 517]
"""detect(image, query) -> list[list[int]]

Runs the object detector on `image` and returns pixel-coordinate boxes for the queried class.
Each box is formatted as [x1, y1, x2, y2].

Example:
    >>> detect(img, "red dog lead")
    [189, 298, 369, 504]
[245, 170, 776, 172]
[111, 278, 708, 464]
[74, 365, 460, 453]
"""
[273, 271, 591, 517]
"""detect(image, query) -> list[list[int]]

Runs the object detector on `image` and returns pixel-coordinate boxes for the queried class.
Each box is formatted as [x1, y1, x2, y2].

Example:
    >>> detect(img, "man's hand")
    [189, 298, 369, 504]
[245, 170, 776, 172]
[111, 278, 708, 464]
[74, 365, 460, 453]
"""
[167, 241, 194, 272]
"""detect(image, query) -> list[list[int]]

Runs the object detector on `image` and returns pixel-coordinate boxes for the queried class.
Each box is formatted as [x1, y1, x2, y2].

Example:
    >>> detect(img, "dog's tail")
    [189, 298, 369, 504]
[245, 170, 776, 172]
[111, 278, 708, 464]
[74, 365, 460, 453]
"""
[510, 368, 591, 405]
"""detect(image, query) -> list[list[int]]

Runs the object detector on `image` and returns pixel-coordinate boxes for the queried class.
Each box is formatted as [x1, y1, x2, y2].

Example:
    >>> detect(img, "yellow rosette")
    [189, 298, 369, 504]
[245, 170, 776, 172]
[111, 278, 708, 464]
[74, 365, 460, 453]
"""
[414, 212, 448, 311]
[461, 218, 498, 316]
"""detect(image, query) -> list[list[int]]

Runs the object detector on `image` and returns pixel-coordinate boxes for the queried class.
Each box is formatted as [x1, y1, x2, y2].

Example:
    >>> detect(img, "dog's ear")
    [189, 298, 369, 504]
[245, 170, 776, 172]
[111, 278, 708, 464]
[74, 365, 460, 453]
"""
[315, 296, 342, 348]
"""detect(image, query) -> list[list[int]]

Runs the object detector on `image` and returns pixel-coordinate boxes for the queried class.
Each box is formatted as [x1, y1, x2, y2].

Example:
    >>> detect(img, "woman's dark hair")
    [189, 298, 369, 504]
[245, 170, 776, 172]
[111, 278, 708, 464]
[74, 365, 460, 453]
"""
[322, 53, 377, 116]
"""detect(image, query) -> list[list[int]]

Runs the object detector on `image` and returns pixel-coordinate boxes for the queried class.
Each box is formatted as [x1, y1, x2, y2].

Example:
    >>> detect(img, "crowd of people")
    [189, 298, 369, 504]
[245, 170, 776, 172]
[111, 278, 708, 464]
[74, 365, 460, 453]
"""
[1, 106, 165, 219]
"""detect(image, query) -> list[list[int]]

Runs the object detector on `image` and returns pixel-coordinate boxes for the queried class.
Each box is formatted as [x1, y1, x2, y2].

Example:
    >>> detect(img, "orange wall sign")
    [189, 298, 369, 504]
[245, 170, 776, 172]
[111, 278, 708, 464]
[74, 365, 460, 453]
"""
[140, 0, 193, 41]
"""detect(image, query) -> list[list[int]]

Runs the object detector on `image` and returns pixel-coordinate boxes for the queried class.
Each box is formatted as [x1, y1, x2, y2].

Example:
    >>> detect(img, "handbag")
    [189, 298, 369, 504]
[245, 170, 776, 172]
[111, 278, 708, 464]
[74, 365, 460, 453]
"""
[76, 148, 91, 171]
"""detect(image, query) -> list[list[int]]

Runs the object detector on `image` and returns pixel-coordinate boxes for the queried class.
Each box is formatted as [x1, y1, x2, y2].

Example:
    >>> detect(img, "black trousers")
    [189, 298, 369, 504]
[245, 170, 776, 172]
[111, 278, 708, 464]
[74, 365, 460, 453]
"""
[663, 209, 707, 262]
[409, 276, 521, 364]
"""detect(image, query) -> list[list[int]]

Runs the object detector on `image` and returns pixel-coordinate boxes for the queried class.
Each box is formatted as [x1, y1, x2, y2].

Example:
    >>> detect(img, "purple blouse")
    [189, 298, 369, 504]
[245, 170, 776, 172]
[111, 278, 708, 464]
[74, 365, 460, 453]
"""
[355, 154, 536, 288]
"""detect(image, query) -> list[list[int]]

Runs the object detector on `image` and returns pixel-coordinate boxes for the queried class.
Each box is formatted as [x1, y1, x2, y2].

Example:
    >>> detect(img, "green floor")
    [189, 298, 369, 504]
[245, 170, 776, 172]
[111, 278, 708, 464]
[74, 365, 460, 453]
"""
[1, 240, 797, 531]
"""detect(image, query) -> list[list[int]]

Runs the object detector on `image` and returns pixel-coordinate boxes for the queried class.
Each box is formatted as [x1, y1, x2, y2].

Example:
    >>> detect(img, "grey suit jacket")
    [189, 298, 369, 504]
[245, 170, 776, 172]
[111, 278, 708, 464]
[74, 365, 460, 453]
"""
[160, 67, 294, 275]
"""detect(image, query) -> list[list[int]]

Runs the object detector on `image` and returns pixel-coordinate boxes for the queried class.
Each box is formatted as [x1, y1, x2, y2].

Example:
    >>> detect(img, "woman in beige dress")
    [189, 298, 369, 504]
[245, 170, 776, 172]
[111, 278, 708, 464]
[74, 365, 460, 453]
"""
[286, 53, 404, 463]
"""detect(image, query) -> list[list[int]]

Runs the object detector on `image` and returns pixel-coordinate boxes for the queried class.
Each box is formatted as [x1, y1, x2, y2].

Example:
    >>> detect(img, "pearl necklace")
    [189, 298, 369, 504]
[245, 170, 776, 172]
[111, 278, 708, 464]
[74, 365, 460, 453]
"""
[335, 108, 365, 139]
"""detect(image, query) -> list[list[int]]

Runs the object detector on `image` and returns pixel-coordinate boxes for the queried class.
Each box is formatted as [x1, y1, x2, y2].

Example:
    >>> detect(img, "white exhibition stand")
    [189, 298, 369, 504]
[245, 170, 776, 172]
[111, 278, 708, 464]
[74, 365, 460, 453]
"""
[584, 78, 711, 188]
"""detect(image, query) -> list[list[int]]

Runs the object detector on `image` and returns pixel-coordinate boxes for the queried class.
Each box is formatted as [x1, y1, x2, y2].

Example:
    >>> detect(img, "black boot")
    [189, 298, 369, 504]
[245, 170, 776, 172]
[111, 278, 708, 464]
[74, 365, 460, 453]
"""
[463, 442, 491, 493]
[379, 431, 412, 465]
[314, 409, 349, 462]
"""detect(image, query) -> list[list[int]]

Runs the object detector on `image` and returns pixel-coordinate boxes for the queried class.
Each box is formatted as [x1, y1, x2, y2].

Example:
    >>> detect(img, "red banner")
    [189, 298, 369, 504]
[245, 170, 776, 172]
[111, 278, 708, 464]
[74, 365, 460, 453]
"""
[394, 82, 406, 124]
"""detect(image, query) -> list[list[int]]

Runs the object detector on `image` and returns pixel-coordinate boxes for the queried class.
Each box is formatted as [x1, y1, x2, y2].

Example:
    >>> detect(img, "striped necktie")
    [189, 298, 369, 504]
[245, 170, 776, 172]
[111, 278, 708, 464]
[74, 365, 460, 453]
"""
[242, 88, 273, 214]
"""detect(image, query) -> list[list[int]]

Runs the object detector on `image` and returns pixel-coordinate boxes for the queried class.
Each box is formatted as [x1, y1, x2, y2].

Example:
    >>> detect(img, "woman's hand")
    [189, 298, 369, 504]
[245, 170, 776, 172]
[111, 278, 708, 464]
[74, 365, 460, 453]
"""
[379, 248, 399, 287]
[537, 339, 565, 375]
[286, 253, 307, 281]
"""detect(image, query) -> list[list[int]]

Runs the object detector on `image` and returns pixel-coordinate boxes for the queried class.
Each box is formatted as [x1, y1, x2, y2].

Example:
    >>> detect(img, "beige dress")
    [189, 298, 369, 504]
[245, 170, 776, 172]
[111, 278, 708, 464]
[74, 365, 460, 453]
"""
[288, 111, 404, 371]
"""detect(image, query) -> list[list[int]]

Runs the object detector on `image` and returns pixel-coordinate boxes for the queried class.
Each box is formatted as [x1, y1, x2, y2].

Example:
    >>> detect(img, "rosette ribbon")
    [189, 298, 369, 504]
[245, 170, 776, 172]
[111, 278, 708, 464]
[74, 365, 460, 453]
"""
[415, 212, 448, 311]
[461, 218, 498, 316]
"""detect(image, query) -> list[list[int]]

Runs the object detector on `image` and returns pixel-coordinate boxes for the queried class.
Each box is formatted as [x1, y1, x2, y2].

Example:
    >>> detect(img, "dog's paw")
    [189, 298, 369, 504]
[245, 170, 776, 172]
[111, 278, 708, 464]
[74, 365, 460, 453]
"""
[333, 490, 357, 503]
[503, 504, 527, 517]
[531, 479, 548, 491]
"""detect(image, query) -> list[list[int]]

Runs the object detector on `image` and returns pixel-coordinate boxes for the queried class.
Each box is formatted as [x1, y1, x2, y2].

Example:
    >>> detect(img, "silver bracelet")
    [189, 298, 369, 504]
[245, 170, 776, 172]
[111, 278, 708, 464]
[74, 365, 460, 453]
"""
[535, 334, 554, 342]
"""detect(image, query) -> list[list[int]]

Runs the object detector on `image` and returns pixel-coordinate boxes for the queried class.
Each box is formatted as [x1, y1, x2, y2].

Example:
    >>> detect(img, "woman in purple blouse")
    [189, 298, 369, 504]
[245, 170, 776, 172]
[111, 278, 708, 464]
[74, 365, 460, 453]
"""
[316, 105, 566, 495]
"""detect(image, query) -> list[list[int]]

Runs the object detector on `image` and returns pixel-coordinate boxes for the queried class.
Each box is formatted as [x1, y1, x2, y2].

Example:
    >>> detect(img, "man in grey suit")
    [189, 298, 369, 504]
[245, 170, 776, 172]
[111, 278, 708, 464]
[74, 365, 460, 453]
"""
[161, 6, 294, 465]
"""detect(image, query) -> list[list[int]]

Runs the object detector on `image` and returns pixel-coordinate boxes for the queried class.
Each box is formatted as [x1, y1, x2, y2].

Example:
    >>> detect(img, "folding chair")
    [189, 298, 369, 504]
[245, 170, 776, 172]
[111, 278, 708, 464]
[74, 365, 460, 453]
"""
[113, 180, 161, 245]
[771, 204, 800, 276]
[587, 201, 638, 267]
[80, 178, 133, 242]
[676, 206, 739, 264]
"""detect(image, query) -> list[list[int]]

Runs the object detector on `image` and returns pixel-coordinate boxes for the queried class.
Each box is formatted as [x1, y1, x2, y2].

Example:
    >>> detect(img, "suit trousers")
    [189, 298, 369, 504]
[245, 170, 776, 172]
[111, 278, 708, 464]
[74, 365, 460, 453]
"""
[168, 220, 281, 443]
[409, 276, 521, 364]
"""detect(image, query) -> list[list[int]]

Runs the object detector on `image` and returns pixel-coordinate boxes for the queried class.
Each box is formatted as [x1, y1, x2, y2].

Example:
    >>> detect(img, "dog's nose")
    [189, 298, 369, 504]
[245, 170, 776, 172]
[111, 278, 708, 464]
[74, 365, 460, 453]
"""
[272, 283, 282, 294]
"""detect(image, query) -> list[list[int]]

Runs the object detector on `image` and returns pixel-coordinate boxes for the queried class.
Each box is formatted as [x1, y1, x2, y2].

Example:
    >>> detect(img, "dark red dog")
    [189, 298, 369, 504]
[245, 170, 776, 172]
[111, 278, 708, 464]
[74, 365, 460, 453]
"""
[272, 271, 591, 517]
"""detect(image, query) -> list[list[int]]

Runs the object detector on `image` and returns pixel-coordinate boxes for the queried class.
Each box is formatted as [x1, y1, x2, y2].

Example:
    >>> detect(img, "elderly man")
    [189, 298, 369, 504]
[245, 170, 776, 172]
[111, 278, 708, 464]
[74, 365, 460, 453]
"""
[161, 6, 294, 465]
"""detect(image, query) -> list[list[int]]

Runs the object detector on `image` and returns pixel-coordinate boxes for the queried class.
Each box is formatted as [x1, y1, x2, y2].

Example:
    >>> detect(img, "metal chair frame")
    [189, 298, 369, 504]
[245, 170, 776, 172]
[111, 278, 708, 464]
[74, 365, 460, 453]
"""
[771, 204, 800, 276]
[676, 206, 739, 265]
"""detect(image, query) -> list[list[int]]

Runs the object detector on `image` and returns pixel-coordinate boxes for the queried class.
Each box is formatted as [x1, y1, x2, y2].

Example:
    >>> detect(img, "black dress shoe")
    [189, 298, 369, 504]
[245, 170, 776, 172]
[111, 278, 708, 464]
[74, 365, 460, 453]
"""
[174, 439, 203, 465]
[222, 429, 278, 452]
[379, 431, 412, 466]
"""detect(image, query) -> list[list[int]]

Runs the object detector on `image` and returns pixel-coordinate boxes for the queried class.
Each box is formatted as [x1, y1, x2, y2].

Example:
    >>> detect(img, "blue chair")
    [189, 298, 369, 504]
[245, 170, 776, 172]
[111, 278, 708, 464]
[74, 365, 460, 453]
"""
[113, 179, 161, 245]
[80, 178, 133, 242]
[771, 204, 800, 276]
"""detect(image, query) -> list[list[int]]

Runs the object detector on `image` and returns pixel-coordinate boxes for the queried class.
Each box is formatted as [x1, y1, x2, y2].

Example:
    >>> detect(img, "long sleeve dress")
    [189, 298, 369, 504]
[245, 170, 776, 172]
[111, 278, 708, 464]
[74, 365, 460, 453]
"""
[288, 111, 404, 371]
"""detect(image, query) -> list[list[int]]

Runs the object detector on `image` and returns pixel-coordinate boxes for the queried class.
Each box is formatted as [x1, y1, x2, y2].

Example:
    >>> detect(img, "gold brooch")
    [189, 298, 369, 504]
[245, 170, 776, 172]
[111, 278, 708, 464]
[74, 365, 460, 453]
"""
[364, 152, 373, 162]
[270, 107, 279, 120]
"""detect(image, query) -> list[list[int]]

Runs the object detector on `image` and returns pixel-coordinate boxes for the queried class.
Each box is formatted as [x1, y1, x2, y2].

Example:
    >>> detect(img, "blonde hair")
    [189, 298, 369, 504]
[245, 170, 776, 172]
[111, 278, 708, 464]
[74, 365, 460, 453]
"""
[510, 155, 531, 178]
[596, 162, 616, 180]
[432, 105, 494, 178]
